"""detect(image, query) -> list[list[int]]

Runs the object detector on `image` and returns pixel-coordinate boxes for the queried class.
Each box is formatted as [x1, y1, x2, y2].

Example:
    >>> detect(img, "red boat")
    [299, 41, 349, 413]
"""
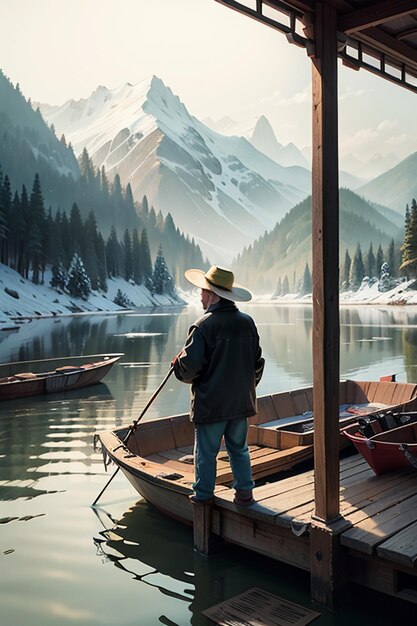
[343, 412, 417, 475]
[0, 353, 123, 400]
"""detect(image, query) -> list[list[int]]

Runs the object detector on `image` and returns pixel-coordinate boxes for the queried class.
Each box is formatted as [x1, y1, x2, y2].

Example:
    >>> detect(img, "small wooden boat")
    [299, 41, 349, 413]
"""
[343, 411, 417, 475]
[98, 378, 417, 525]
[0, 353, 123, 400]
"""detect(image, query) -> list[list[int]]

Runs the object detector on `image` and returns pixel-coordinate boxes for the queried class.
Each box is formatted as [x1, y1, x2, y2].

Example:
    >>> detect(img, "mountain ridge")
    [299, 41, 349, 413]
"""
[234, 188, 403, 294]
[37, 76, 312, 263]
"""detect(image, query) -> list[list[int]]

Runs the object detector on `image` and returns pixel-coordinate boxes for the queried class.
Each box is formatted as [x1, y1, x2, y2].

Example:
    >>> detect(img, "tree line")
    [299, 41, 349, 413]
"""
[0, 167, 177, 301]
[273, 227, 410, 297]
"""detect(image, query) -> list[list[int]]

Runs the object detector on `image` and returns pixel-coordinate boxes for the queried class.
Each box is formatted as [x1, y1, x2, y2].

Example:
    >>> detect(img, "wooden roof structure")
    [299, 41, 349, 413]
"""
[216, 1, 417, 92]
[216, 0, 417, 609]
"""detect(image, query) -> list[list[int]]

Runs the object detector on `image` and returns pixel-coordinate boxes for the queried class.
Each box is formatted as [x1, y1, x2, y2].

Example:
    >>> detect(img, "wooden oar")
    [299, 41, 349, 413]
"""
[92, 364, 175, 507]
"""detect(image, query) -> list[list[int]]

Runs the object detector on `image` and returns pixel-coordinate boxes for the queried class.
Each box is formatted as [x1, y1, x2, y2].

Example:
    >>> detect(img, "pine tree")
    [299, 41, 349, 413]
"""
[140, 228, 153, 284]
[84, 211, 100, 290]
[350, 242, 365, 289]
[141, 195, 149, 217]
[152, 244, 175, 295]
[19, 185, 30, 277]
[401, 199, 417, 276]
[0, 174, 11, 264]
[388, 239, 396, 278]
[282, 275, 289, 295]
[341, 249, 351, 290]
[365, 243, 375, 278]
[8, 191, 20, 269]
[95, 233, 108, 292]
[79, 147, 95, 185]
[66, 253, 91, 300]
[132, 228, 142, 284]
[106, 226, 121, 278]
[29, 173, 45, 284]
[376, 244, 384, 278]
[50, 261, 68, 291]
[113, 289, 131, 308]
[100, 166, 109, 197]
[274, 277, 282, 297]
[301, 262, 312, 295]
[60, 211, 72, 268]
[122, 229, 133, 281]
[69, 203, 84, 256]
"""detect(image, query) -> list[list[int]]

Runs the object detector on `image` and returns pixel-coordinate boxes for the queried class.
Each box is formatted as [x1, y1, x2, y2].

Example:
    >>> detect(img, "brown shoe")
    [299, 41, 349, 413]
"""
[189, 494, 213, 505]
[233, 489, 255, 506]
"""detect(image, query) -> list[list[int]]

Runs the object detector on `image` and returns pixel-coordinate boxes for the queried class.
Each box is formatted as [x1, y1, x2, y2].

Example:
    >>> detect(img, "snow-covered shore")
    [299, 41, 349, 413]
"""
[1, 262, 417, 333]
[0, 264, 186, 329]
[255, 279, 417, 306]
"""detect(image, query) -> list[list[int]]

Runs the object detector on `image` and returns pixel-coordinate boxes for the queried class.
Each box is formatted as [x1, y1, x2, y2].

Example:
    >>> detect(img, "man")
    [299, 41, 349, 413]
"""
[172, 265, 264, 506]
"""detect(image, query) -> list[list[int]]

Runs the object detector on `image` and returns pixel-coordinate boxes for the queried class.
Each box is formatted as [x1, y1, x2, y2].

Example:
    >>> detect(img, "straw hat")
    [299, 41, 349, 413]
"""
[184, 265, 252, 302]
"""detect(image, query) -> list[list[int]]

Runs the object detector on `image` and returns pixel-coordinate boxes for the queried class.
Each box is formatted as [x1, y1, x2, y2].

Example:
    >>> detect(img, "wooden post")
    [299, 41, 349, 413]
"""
[311, 0, 340, 531]
[310, 1, 348, 607]
[192, 500, 223, 556]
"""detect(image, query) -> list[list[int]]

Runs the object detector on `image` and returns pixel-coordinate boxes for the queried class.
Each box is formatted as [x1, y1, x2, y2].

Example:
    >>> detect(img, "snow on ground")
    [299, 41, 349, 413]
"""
[2, 262, 417, 333]
[0, 264, 186, 329]
[255, 278, 417, 306]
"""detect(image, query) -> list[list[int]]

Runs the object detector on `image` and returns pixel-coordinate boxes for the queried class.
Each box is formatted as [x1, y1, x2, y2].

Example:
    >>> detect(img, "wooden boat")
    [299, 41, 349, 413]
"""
[343, 411, 417, 475]
[0, 353, 123, 400]
[98, 378, 417, 525]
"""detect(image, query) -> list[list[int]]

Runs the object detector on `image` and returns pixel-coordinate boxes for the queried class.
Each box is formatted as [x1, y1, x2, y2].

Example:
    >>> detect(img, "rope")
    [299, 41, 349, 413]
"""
[399, 444, 417, 470]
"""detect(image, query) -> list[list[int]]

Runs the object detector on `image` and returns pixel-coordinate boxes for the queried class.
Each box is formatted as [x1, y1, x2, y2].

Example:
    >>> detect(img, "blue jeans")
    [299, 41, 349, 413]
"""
[193, 418, 254, 500]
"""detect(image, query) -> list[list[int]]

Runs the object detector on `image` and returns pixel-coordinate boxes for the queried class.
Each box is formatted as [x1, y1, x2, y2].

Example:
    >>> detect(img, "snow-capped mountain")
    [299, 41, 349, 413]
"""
[249, 116, 309, 169]
[205, 113, 364, 188]
[204, 113, 309, 168]
[38, 76, 311, 262]
[340, 151, 400, 180]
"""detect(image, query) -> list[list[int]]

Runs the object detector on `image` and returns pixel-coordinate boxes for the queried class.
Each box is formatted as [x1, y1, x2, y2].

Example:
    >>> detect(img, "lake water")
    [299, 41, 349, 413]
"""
[1, 304, 417, 625]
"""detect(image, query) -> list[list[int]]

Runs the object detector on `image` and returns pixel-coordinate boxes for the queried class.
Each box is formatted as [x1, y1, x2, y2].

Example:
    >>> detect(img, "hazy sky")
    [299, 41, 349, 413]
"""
[1, 0, 417, 162]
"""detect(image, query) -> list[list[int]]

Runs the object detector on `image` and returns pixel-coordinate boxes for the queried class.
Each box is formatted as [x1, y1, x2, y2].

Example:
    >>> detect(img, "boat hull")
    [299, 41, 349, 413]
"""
[343, 419, 417, 475]
[99, 378, 417, 523]
[0, 354, 122, 400]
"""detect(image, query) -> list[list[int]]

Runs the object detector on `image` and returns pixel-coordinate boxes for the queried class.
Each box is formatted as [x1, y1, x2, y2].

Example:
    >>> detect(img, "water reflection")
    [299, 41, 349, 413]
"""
[93, 501, 318, 626]
[2, 304, 417, 625]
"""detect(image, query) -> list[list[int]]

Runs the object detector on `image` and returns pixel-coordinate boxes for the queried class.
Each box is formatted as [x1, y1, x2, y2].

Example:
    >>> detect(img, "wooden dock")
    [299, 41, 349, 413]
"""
[212, 454, 417, 604]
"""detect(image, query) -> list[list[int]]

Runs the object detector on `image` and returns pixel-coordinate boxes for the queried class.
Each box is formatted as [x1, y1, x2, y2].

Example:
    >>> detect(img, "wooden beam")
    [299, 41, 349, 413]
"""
[311, 1, 340, 525]
[339, 0, 417, 34]
[310, 3, 344, 606]
[191, 499, 224, 556]
[213, 0, 306, 43]
[397, 26, 417, 40]
[310, 520, 350, 609]
[263, 0, 314, 13]
[356, 26, 417, 68]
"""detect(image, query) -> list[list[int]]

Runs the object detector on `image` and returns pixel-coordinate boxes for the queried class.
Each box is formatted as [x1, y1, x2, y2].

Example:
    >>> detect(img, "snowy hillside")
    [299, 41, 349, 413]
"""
[38, 76, 310, 263]
[0, 264, 184, 328]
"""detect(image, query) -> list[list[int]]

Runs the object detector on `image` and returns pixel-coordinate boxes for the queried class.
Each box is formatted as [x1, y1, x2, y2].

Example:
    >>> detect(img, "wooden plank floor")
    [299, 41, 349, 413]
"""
[216, 453, 417, 571]
[148, 443, 417, 585]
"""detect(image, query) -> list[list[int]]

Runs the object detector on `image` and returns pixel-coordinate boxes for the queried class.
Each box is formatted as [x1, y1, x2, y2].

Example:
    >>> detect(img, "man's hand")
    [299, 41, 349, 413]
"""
[171, 350, 184, 367]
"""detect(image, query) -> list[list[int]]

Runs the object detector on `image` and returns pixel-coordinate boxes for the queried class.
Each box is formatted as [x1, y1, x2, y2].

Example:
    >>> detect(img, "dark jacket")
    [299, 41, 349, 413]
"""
[174, 299, 264, 423]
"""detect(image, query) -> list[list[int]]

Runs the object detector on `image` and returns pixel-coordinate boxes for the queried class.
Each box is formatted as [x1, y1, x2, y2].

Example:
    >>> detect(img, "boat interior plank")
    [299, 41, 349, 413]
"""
[135, 419, 177, 456]
[271, 391, 295, 419]
[290, 389, 311, 415]
[253, 395, 278, 424]
[170, 415, 194, 448]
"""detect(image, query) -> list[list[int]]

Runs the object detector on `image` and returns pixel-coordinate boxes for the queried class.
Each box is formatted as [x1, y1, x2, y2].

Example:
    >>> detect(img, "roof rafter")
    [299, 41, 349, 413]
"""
[338, 0, 417, 35]
[357, 25, 417, 68]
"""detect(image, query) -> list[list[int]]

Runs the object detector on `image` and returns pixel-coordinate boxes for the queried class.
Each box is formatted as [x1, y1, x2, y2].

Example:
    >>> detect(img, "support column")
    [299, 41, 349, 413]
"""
[192, 500, 224, 556]
[310, 1, 348, 607]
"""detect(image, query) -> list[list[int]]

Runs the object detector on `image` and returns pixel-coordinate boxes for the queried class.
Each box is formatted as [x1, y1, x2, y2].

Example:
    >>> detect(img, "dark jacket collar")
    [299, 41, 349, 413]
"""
[207, 298, 238, 314]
